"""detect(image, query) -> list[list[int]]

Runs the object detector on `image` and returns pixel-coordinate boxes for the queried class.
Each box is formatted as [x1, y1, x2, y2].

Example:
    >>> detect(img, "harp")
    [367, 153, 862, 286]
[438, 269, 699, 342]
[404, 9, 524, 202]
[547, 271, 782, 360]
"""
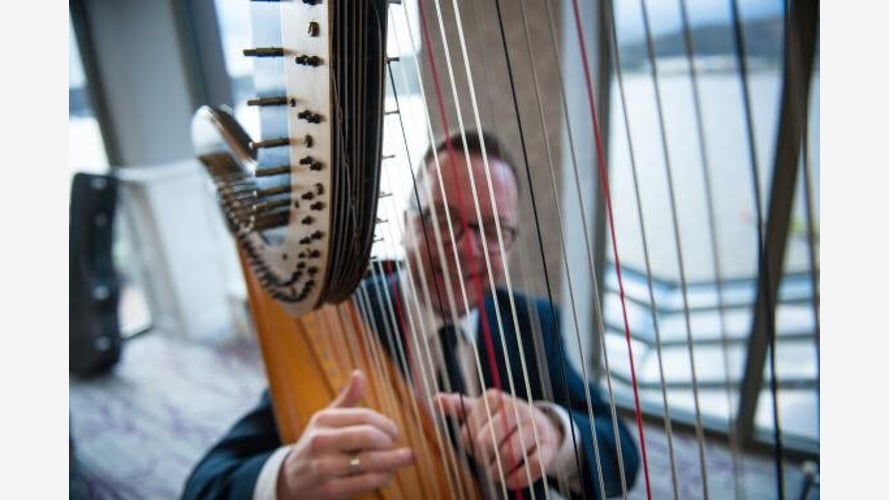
[191, 0, 819, 498]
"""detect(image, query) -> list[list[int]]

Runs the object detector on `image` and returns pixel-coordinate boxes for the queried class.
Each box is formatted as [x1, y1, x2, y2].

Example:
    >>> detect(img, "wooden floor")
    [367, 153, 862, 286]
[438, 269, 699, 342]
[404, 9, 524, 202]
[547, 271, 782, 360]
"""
[69, 331, 818, 499]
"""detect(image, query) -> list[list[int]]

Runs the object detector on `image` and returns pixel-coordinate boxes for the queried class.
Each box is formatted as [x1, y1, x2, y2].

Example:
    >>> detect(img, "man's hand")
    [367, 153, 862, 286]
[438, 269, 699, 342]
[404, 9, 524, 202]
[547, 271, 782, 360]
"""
[434, 389, 563, 490]
[277, 370, 415, 499]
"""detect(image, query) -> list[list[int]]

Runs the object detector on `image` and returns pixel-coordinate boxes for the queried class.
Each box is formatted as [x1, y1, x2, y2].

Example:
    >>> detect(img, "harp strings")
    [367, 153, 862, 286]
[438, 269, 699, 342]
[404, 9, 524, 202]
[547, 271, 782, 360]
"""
[636, 0, 712, 496]
[358, 1, 815, 499]
[488, 0, 628, 497]
[438, 0, 565, 494]
[564, 0, 657, 498]
[674, 0, 746, 494]
[393, 3, 509, 495]
[377, 156, 470, 498]
[446, 6, 580, 489]
[605, 0, 681, 494]
[373, 4, 500, 496]
[415, 1, 532, 496]
[381, 47, 471, 497]
[510, 0, 610, 495]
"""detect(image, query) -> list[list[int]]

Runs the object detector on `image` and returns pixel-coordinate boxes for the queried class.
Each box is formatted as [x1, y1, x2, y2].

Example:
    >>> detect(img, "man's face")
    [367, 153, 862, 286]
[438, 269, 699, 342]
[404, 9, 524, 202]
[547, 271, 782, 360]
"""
[404, 150, 519, 318]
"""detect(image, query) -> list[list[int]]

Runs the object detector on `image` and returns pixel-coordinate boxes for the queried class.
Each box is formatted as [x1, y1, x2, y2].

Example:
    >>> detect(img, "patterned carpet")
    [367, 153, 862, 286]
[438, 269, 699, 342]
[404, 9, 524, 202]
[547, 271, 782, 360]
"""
[69, 332, 817, 499]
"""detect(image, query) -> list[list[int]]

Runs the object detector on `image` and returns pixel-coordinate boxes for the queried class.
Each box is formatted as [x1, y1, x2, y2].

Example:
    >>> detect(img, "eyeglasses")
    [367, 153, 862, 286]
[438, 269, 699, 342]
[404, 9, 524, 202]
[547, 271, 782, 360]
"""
[417, 205, 518, 252]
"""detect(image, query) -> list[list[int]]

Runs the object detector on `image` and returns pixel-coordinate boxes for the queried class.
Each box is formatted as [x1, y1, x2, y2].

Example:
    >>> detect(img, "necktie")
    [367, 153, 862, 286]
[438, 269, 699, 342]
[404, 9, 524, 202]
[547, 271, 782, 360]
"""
[437, 324, 488, 492]
[437, 323, 466, 395]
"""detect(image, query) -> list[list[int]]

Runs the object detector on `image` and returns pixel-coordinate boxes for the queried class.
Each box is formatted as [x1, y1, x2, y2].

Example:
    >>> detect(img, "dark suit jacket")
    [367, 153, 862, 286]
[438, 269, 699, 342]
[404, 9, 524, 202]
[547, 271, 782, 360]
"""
[183, 274, 640, 499]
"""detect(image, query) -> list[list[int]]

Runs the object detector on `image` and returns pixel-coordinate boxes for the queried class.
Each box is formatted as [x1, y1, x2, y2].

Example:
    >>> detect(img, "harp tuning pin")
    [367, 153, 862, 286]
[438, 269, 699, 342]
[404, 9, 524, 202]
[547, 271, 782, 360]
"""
[250, 137, 290, 150]
[243, 47, 285, 58]
[256, 185, 290, 198]
[255, 165, 291, 177]
[378, 191, 393, 199]
[307, 22, 320, 37]
[381, 153, 396, 161]
[247, 96, 289, 107]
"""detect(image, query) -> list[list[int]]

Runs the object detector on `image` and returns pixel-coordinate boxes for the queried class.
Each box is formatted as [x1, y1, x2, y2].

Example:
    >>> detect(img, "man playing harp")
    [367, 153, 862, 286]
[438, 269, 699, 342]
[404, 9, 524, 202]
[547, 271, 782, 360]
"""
[183, 130, 640, 499]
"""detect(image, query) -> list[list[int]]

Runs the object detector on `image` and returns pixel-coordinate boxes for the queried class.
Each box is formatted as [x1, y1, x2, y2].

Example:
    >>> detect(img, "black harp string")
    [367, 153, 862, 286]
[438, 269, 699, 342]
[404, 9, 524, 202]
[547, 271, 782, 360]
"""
[386, 5, 492, 496]
[674, 0, 746, 496]
[402, 7, 511, 499]
[461, 1, 567, 477]
[370, 258, 452, 500]
[439, 0, 568, 494]
[374, 13, 471, 493]
[637, 0, 711, 497]
[472, 0, 586, 496]
[426, 0, 540, 494]
[513, 0, 635, 498]
[392, 1, 473, 357]
[374, 133, 467, 500]
[728, 0, 784, 497]
[538, 1, 630, 497]
[482, 0, 600, 493]
[458, 1, 568, 497]
[604, 0, 681, 496]
[382, 48, 470, 500]
[488, 0, 619, 498]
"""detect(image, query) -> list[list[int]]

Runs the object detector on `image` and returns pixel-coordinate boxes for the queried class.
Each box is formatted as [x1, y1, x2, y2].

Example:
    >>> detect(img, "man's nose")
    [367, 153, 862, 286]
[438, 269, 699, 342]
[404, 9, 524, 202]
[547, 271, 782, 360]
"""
[458, 224, 486, 258]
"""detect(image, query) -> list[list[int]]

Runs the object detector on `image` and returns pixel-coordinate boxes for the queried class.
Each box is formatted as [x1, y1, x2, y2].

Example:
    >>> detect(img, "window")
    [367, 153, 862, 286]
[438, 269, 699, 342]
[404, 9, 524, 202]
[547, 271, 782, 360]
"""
[69, 19, 108, 175]
[603, 0, 818, 453]
[69, 15, 151, 338]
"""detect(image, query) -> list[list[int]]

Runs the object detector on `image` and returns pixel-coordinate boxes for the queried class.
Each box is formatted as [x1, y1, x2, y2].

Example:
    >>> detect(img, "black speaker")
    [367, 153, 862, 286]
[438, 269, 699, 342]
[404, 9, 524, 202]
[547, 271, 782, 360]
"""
[69, 172, 122, 376]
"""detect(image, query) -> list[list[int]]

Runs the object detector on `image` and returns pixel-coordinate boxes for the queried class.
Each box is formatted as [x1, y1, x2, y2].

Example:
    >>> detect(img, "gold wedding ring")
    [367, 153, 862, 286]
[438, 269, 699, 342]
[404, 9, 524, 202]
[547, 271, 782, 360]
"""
[348, 453, 361, 476]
